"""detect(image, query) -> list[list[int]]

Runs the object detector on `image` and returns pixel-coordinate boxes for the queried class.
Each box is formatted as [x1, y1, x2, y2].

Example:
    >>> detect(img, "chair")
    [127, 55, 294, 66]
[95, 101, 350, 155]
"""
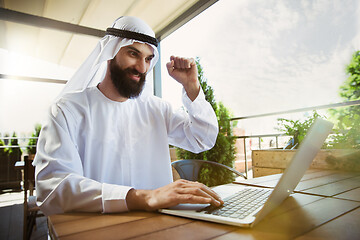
[171, 159, 247, 182]
[23, 155, 43, 240]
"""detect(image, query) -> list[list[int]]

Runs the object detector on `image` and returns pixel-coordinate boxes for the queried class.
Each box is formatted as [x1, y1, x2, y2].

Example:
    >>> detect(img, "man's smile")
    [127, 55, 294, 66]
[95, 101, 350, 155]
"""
[127, 69, 145, 82]
[128, 72, 141, 81]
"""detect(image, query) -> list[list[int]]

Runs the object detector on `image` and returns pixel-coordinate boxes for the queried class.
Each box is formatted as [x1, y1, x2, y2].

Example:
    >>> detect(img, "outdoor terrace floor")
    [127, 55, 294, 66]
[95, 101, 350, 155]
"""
[0, 191, 48, 240]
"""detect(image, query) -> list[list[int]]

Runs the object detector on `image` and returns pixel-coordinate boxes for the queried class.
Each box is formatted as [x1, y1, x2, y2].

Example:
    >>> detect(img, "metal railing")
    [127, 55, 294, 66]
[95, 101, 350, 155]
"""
[235, 133, 285, 177]
[1, 100, 359, 181]
[0, 136, 37, 149]
[231, 100, 360, 178]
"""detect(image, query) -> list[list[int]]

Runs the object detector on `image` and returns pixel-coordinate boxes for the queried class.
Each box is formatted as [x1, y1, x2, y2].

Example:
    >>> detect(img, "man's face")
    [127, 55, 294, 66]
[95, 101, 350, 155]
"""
[109, 42, 155, 99]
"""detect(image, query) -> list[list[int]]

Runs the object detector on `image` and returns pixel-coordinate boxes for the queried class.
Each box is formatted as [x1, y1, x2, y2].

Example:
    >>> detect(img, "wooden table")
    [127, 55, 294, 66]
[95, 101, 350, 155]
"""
[48, 169, 360, 240]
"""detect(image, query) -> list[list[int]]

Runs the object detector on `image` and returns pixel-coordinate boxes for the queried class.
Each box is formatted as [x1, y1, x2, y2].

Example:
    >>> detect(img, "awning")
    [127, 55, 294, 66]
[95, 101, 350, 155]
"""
[0, 0, 218, 68]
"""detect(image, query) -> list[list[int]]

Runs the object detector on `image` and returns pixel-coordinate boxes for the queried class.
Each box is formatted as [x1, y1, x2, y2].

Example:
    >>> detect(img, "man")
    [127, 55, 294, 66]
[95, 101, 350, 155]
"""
[33, 16, 221, 215]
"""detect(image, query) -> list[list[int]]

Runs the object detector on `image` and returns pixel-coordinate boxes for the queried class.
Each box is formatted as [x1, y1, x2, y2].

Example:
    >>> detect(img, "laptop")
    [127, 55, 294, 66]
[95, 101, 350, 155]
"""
[159, 118, 333, 227]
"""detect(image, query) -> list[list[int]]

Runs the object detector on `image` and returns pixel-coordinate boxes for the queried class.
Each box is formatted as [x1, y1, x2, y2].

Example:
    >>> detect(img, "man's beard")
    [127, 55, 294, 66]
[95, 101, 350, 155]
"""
[109, 59, 146, 99]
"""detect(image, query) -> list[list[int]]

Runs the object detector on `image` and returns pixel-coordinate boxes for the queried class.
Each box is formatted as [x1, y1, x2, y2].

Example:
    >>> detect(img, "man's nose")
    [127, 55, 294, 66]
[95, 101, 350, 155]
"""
[135, 59, 147, 74]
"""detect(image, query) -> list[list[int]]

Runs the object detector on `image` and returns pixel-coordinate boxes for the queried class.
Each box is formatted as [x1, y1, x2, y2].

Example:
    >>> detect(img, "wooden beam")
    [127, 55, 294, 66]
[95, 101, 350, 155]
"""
[0, 7, 105, 37]
[0, 74, 67, 84]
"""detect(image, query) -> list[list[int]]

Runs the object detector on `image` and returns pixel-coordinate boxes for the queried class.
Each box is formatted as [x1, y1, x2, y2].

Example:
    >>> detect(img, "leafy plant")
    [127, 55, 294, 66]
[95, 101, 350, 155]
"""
[27, 124, 42, 154]
[0, 135, 7, 156]
[8, 132, 22, 155]
[276, 111, 324, 149]
[339, 50, 360, 101]
[328, 50, 360, 149]
[176, 58, 237, 187]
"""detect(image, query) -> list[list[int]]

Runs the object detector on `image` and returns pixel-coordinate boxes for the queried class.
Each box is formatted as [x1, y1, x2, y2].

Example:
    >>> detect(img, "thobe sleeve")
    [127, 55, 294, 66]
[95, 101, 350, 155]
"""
[167, 88, 219, 153]
[33, 103, 132, 216]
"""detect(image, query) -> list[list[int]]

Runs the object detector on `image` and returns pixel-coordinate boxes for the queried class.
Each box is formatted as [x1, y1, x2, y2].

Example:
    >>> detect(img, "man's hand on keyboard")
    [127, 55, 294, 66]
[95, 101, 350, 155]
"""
[126, 179, 224, 211]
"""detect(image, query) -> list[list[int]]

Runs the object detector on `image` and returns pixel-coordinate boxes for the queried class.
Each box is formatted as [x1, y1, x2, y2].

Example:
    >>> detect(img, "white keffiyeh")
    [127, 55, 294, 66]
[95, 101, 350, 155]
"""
[57, 16, 159, 101]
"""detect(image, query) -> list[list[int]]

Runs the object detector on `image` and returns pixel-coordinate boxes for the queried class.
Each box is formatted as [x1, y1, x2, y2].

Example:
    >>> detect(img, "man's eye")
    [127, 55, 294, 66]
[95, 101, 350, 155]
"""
[129, 51, 137, 57]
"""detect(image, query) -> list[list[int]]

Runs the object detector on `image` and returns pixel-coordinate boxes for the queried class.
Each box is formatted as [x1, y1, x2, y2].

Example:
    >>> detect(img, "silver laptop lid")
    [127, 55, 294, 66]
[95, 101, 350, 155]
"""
[253, 118, 333, 225]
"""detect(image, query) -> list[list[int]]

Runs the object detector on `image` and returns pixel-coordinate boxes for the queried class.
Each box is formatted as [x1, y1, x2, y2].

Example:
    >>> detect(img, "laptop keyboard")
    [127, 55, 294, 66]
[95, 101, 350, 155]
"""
[200, 188, 272, 219]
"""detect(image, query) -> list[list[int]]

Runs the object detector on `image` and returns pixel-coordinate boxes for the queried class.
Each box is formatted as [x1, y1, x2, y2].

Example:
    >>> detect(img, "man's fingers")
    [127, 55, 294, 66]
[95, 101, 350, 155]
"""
[136, 180, 224, 211]
[176, 188, 222, 206]
[201, 186, 224, 205]
[166, 60, 174, 71]
[169, 56, 193, 69]
[174, 180, 223, 206]
[181, 180, 222, 202]
[176, 194, 213, 205]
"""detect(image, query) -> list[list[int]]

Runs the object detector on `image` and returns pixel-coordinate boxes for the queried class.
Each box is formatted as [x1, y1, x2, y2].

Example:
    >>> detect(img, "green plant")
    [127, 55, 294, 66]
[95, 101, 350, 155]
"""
[27, 124, 42, 154]
[340, 50, 360, 101]
[176, 58, 237, 187]
[327, 120, 360, 149]
[0, 135, 7, 156]
[8, 132, 22, 155]
[276, 111, 324, 149]
[3, 133, 10, 147]
[327, 50, 360, 149]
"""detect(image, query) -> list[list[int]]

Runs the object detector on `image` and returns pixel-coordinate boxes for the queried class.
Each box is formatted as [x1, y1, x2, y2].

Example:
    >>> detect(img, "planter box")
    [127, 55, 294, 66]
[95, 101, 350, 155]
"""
[0, 150, 22, 191]
[252, 149, 360, 178]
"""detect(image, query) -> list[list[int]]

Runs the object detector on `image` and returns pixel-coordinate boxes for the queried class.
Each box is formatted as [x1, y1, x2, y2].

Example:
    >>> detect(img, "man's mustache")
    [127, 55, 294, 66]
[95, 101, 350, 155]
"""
[125, 68, 146, 79]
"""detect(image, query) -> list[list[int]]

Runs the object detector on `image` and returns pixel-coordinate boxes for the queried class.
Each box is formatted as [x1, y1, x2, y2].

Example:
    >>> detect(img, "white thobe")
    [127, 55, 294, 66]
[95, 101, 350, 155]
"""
[33, 86, 218, 216]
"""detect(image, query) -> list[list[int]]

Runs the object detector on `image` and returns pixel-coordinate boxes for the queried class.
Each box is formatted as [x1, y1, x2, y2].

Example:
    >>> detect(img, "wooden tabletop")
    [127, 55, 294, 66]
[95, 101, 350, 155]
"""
[48, 169, 360, 240]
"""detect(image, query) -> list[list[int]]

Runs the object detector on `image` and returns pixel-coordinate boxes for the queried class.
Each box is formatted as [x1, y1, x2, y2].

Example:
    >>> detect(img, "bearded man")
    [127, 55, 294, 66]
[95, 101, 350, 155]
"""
[33, 16, 221, 215]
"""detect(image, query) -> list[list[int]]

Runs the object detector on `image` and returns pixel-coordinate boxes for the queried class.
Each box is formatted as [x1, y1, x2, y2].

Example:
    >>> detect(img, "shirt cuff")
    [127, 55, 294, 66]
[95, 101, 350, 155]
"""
[102, 183, 133, 213]
[182, 87, 206, 110]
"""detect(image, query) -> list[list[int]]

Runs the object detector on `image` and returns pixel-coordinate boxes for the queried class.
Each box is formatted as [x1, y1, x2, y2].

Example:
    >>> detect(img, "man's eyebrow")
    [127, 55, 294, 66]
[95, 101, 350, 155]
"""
[126, 46, 155, 58]
[126, 46, 141, 53]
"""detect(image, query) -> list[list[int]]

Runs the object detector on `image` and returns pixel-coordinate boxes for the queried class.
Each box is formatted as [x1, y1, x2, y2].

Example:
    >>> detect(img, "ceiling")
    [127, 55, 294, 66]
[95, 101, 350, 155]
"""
[0, 0, 217, 69]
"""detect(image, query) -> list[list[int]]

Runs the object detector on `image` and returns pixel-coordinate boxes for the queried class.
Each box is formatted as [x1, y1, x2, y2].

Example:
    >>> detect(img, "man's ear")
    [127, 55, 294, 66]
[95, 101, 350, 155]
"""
[106, 59, 112, 71]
